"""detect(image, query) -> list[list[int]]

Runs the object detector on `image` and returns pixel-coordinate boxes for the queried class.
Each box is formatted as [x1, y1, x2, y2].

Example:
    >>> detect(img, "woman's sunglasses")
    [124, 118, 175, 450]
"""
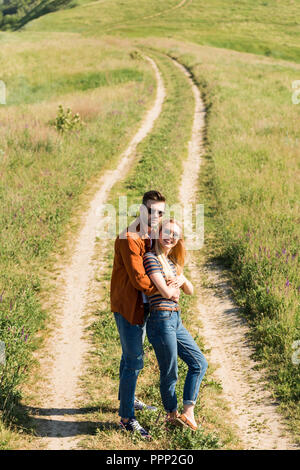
[161, 228, 181, 240]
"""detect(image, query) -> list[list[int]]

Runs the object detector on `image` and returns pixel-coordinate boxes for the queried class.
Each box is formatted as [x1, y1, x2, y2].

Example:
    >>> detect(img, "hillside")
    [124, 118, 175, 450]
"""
[0, 0, 299, 451]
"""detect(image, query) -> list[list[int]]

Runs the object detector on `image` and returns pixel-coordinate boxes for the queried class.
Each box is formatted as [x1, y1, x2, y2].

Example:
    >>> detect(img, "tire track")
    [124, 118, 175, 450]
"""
[142, 0, 190, 20]
[103, 0, 191, 33]
[27, 55, 165, 450]
[174, 58, 297, 450]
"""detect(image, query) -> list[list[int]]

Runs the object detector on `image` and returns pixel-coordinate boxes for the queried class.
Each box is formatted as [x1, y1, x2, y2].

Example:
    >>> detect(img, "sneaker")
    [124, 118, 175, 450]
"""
[119, 418, 151, 439]
[134, 398, 157, 412]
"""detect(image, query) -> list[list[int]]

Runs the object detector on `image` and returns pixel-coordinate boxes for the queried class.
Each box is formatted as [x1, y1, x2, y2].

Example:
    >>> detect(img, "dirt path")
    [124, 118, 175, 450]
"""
[175, 58, 297, 450]
[27, 55, 165, 450]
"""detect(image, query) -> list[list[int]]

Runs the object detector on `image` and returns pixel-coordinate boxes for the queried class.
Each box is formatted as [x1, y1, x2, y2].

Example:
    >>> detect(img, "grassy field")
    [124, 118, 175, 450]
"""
[0, 0, 299, 448]
[24, 0, 300, 64]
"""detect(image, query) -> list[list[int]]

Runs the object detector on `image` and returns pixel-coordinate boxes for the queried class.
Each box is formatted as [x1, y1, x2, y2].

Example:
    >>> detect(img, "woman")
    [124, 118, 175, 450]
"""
[143, 218, 208, 431]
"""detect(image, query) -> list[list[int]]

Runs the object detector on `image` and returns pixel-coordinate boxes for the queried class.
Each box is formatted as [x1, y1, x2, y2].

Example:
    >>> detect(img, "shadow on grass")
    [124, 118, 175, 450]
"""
[11, 404, 120, 439]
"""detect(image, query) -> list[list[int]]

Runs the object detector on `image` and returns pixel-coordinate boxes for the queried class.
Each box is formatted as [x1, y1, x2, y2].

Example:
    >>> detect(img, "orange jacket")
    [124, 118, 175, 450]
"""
[110, 223, 157, 325]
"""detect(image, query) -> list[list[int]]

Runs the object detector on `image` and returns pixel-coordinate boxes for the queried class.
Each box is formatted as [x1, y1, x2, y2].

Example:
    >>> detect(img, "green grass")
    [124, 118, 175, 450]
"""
[5, 68, 144, 106]
[0, 34, 148, 105]
[23, 0, 300, 64]
[22, 0, 179, 34]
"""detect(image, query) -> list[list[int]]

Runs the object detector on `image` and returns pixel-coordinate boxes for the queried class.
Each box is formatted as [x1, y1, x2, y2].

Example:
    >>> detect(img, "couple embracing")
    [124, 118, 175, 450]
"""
[110, 190, 208, 439]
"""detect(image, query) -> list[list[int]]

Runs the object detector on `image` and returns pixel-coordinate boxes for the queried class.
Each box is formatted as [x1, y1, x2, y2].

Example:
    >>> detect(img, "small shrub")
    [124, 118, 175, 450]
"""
[50, 105, 84, 133]
[129, 50, 143, 61]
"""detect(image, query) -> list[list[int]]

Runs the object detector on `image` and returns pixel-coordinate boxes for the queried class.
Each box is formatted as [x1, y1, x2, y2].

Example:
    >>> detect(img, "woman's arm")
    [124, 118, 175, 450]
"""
[168, 274, 194, 295]
[148, 271, 180, 300]
[180, 275, 194, 295]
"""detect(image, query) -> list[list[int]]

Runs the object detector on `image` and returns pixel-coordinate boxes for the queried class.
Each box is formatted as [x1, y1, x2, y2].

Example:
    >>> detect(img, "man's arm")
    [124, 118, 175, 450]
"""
[118, 236, 158, 296]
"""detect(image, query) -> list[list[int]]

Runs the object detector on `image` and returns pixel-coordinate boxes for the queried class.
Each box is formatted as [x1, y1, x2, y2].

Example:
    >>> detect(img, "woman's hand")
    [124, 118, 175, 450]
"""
[167, 274, 186, 288]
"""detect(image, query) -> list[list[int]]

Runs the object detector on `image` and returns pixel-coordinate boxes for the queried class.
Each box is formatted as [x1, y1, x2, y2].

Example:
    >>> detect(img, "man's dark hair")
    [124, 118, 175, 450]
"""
[142, 190, 166, 207]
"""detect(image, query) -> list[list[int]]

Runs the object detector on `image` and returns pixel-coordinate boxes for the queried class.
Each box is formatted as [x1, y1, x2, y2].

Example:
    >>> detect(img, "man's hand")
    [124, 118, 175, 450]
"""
[166, 278, 179, 288]
[167, 274, 186, 289]
[170, 292, 180, 303]
[168, 283, 180, 302]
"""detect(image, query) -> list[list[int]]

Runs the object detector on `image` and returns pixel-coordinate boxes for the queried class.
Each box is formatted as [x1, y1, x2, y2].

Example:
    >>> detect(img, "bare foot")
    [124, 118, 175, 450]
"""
[182, 412, 197, 428]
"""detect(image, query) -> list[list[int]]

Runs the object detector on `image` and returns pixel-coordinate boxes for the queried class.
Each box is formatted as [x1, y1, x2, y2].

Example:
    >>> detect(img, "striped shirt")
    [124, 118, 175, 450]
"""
[143, 251, 179, 311]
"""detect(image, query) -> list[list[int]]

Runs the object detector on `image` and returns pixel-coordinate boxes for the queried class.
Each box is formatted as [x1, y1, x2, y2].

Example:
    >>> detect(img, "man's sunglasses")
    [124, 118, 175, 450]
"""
[147, 207, 165, 217]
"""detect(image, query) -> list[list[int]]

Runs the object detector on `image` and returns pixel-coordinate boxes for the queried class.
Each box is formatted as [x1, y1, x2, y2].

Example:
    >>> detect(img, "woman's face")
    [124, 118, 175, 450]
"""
[159, 222, 181, 250]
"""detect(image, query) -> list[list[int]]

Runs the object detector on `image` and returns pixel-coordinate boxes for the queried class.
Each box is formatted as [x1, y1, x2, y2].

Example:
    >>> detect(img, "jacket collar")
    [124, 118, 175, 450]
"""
[128, 217, 150, 239]
[119, 217, 150, 240]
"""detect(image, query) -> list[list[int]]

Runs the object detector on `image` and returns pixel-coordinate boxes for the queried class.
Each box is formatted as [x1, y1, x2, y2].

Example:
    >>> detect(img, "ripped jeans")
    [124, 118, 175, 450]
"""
[146, 309, 208, 413]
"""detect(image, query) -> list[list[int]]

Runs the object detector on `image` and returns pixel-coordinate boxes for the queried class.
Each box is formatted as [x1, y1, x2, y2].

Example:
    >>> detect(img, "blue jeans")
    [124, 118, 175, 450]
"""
[146, 309, 208, 413]
[114, 305, 149, 419]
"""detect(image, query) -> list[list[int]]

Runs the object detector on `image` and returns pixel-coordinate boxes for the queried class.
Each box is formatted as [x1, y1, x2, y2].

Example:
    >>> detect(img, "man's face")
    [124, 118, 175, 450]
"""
[140, 199, 165, 230]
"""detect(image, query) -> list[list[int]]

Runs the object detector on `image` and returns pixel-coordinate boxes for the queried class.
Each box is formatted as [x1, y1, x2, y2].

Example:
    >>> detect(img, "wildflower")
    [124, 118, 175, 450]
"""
[285, 279, 290, 287]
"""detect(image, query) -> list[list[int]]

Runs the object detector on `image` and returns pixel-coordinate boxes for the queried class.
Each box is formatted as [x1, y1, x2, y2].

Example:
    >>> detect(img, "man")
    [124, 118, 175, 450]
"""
[110, 190, 179, 438]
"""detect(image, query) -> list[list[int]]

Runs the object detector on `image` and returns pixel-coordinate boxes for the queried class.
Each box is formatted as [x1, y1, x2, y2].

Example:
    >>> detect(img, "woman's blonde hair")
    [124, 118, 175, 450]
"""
[153, 218, 185, 279]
